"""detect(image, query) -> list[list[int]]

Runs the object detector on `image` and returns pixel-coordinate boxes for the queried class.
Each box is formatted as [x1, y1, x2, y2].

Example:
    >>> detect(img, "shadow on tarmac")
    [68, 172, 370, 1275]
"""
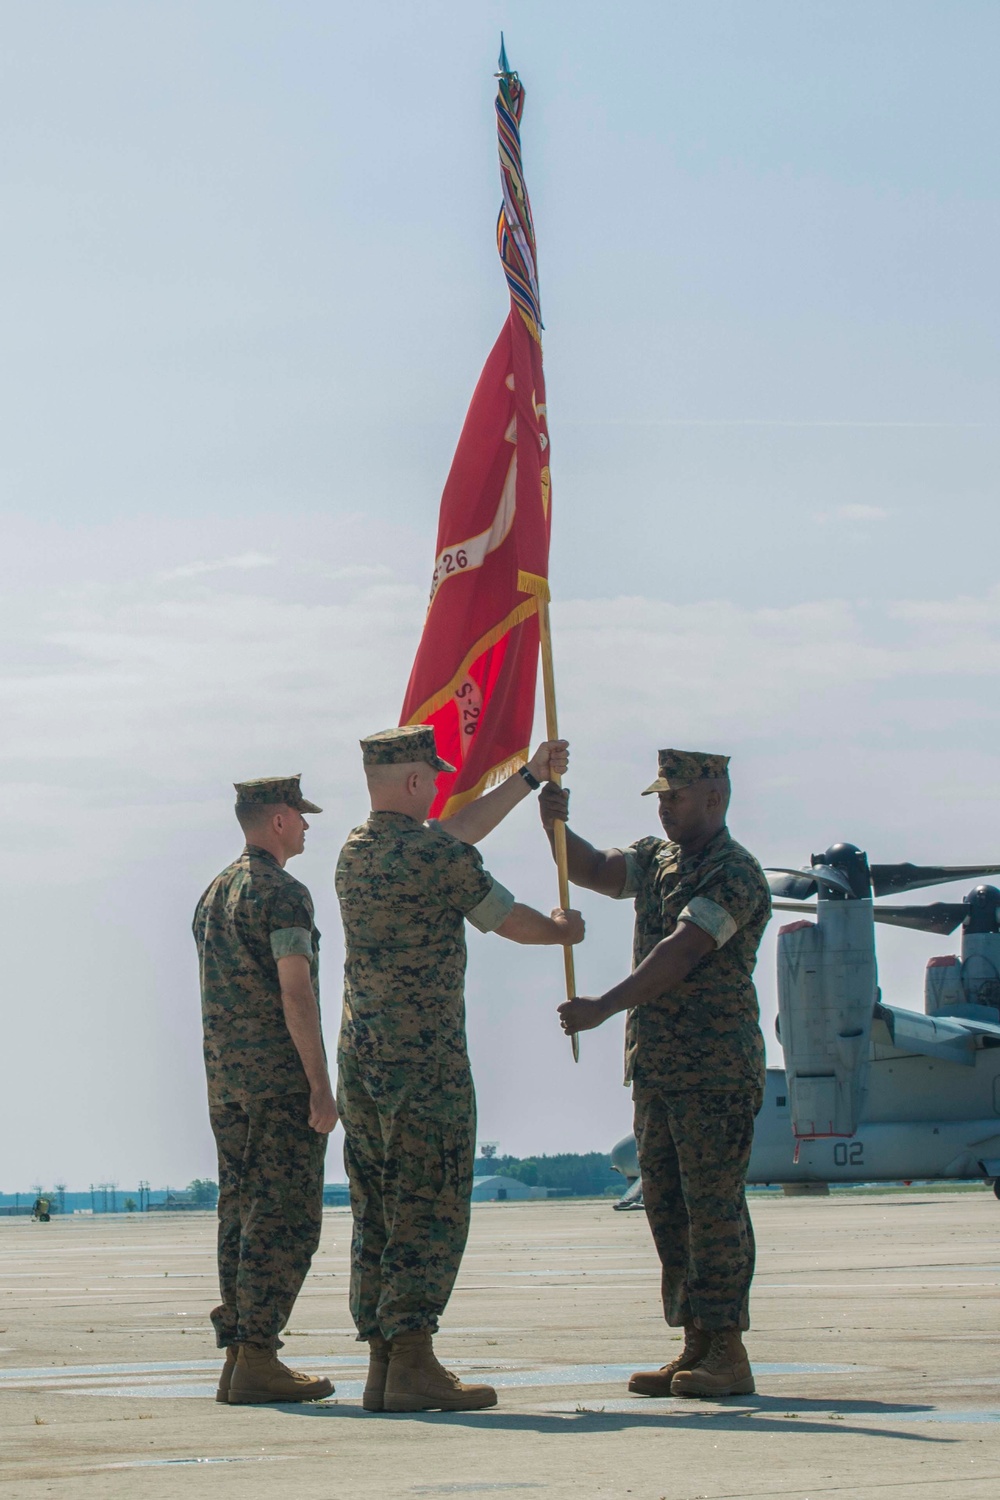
[279, 1396, 956, 1444]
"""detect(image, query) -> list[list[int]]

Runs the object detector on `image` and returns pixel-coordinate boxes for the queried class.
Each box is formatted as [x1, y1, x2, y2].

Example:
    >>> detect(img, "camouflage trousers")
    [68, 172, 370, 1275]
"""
[208, 1092, 327, 1349]
[633, 1083, 763, 1332]
[337, 1050, 476, 1342]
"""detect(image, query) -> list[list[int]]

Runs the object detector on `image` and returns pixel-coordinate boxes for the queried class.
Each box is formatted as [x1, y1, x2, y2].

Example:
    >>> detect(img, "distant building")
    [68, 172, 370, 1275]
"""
[148, 1190, 199, 1212]
[470, 1175, 537, 1203]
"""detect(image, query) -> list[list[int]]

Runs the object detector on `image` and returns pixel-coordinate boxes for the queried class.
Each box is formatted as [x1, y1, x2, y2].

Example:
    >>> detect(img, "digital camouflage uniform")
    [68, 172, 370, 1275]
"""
[192, 776, 327, 1350]
[336, 728, 515, 1342]
[619, 750, 770, 1332]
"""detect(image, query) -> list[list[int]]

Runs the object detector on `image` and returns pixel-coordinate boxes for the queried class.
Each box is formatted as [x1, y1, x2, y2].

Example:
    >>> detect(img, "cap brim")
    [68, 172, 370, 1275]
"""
[641, 780, 666, 796]
[432, 757, 457, 774]
[298, 799, 323, 813]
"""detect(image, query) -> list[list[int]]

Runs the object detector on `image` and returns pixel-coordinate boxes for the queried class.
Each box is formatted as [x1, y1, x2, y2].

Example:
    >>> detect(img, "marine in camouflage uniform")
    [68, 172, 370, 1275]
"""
[193, 775, 335, 1403]
[542, 749, 770, 1397]
[336, 725, 582, 1413]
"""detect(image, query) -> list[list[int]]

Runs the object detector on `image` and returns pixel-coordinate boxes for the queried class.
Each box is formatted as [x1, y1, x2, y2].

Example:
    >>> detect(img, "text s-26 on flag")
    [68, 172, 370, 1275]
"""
[400, 50, 551, 821]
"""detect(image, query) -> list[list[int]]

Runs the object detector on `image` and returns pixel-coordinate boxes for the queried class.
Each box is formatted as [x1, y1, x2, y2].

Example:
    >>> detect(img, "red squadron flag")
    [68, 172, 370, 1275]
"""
[400, 52, 552, 819]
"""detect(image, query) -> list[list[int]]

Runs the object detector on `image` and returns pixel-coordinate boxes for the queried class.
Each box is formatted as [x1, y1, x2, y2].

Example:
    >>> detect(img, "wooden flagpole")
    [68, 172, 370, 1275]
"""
[536, 595, 579, 1063]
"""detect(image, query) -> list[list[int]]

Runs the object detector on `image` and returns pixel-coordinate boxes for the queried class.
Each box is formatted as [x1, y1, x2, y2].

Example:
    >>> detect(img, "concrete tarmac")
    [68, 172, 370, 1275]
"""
[1, 1189, 998, 1499]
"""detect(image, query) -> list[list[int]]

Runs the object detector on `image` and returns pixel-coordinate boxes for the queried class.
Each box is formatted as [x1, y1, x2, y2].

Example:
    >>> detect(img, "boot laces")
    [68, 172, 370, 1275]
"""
[429, 1353, 463, 1389]
[705, 1330, 736, 1370]
[275, 1357, 318, 1384]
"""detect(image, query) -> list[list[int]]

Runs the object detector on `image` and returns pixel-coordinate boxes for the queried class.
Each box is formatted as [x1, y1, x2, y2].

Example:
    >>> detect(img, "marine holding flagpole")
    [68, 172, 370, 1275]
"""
[542, 751, 772, 1399]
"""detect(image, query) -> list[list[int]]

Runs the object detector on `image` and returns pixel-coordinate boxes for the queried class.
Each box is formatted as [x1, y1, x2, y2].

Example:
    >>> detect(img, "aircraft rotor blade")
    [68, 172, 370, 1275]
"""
[809, 864, 857, 896]
[766, 865, 856, 898]
[766, 869, 817, 899]
[869, 862, 1000, 897]
[773, 898, 967, 935]
[872, 902, 967, 935]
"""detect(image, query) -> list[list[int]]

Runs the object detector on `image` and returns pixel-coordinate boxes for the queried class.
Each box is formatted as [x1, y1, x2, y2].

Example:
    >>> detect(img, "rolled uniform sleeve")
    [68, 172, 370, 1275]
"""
[430, 831, 515, 933]
[616, 851, 641, 899]
[270, 926, 314, 960]
[615, 836, 663, 900]
[266, 885, 318, 961]
[678, 864, 769, 949]
[466, 878, 515, 934]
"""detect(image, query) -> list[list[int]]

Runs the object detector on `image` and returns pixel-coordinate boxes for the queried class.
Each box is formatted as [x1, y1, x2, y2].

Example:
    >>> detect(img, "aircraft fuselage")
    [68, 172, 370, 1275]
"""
[612, 1043, 1000, 1186]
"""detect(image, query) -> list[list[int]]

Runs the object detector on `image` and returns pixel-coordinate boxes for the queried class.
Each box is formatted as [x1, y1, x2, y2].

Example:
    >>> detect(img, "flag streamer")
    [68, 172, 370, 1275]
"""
[495, 73, 543, 340]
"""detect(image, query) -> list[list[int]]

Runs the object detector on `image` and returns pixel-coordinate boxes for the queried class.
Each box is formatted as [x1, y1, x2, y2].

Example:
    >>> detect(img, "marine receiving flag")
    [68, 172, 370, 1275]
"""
[400, 48, 552, 819]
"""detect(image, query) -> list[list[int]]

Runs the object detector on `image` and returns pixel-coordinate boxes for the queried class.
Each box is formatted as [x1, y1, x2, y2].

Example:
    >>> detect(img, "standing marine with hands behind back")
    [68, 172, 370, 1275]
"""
[193, 775, 337, 1407]
[336, 727, 584, 1414]
[540, 749, 771, 1399]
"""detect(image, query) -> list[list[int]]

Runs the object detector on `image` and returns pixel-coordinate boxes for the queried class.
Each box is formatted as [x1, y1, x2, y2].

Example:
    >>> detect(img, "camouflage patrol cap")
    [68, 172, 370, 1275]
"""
[361, 725, 456, 774]
[233, 775, 322, 813]
[641, 749, 730, 796]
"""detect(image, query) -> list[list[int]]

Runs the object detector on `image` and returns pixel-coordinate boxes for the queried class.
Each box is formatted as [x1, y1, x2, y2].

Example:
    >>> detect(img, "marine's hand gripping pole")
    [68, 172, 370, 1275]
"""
[536, 596, 579, 1062]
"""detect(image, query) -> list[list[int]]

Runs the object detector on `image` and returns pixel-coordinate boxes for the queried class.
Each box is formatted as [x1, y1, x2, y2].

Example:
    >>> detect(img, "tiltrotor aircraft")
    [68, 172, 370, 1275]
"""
[611, 845, 1000, 1203]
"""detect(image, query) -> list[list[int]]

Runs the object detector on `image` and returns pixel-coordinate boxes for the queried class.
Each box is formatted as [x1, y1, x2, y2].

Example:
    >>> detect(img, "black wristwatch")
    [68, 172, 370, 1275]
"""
[519, 765, 542, 791]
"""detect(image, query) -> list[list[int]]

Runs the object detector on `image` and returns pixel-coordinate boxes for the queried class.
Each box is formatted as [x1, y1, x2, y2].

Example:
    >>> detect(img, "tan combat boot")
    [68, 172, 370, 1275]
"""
[363, 1335, 391, 1412]
[215, 1345, 238, 1403]
[627, 1325, 711, 1396]
[383, 1330, 497, 1412]
[227, 1344, 334, 1404]
[669, 1328, 755, 1398]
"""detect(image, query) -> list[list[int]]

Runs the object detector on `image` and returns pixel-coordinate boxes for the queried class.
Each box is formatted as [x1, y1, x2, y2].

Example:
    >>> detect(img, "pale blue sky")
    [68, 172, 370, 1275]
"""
[1, 3, 998, 1187]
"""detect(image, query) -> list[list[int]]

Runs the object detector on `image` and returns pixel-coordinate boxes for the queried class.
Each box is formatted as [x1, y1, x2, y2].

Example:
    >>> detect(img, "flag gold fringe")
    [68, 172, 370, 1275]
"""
[518, 305, 542, 346]
[516, 569, 550, 601]
[404, 598, 540, 727]
[437, 748, 531, 819]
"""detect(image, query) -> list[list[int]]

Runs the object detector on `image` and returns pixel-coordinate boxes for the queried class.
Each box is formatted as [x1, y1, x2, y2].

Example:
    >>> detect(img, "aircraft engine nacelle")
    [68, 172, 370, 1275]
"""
[924, 955, 965, 1014]
[925, 885, 1000, 1021]
[776, 899, 876, 1139]
[926, 938, 1000, 1021]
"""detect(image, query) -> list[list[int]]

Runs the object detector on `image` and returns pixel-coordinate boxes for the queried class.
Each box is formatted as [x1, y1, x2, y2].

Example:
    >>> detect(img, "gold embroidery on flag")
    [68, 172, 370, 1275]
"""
[532, 392, 548, 452]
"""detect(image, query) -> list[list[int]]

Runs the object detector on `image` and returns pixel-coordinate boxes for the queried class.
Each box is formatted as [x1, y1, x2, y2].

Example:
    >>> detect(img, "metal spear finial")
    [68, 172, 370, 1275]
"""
[496, 32, 515, 79]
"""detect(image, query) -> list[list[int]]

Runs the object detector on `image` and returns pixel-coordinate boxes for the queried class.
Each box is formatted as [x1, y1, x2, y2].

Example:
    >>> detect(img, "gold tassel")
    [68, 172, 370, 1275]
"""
[438, 748, 530, 818]
[517, 570, 550, 601]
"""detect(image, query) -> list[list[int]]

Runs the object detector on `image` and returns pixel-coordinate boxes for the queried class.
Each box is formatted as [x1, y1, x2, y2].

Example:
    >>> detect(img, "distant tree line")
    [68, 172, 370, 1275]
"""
[473, 1151, 621, 1197]
[187, 1179, 219, 1207]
